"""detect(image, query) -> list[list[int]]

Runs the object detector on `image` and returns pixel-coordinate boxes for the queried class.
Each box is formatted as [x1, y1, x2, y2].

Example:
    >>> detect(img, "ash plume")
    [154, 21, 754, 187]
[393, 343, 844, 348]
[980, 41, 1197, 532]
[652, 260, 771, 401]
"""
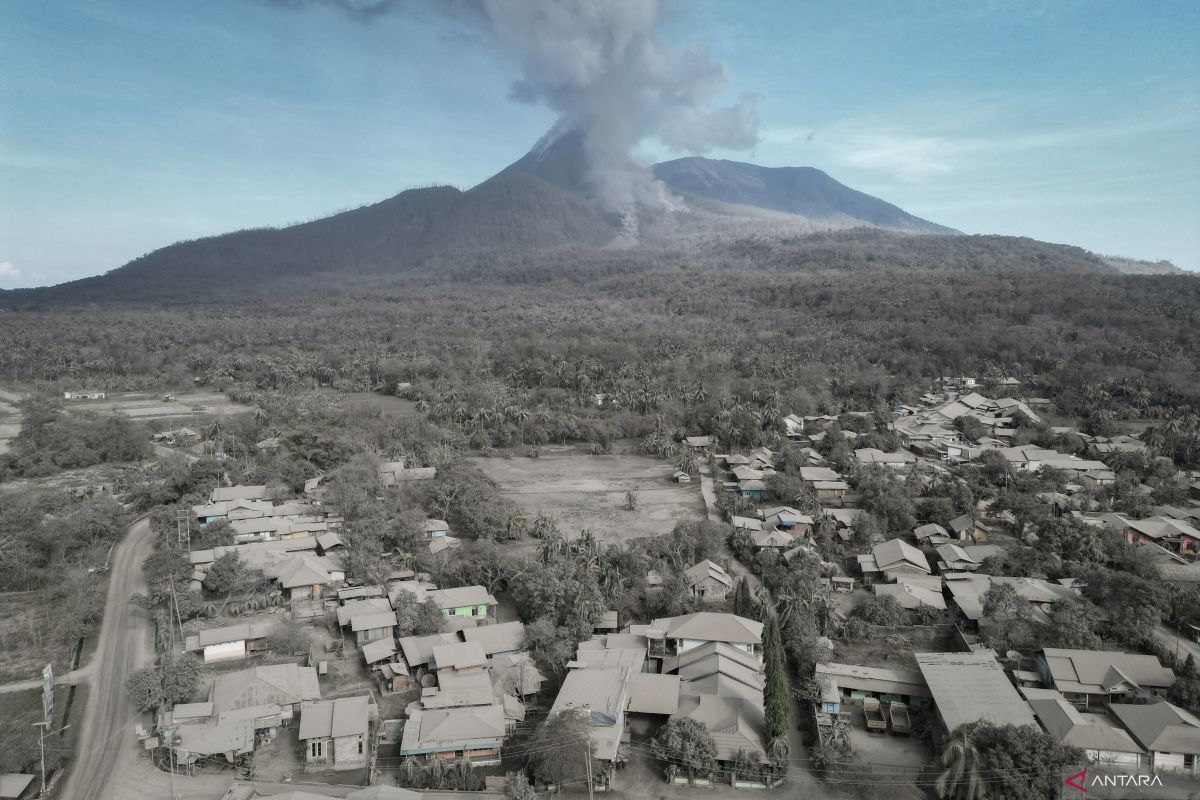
[263, 0, 760, 214]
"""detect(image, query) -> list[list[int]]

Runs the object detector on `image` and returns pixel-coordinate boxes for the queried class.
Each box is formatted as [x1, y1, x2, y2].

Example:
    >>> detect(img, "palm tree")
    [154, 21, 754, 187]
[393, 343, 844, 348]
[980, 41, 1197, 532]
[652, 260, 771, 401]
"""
[934, 729, 985, 800]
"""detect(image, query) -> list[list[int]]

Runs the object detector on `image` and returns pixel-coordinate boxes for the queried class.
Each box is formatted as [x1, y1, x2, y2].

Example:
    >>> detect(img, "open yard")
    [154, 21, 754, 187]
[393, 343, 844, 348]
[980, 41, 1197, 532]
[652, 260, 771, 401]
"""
[829, 623, 957, 672]
[0, 592, 80, 684]
[62, 388, 252, 424]
[473, 446, 706, 544]
[0, 386, 23, 454]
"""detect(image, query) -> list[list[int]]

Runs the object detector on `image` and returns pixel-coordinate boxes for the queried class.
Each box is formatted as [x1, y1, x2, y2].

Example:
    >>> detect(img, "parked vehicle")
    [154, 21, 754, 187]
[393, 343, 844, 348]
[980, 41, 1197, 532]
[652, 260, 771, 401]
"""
[863, 697, 886, 732]
[888, 701, 911, 735]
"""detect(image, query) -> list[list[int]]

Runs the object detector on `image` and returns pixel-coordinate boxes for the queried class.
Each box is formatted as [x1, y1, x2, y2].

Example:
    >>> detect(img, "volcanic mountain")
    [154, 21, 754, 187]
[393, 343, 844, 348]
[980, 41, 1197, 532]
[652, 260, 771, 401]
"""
[3, 124, 1176, 304]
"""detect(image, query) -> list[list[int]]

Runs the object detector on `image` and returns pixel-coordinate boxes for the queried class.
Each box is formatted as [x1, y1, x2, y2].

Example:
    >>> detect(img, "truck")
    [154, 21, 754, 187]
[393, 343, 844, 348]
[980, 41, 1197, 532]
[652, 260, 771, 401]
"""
[863, 697, 886, 732]
[887, 701, 911, 735]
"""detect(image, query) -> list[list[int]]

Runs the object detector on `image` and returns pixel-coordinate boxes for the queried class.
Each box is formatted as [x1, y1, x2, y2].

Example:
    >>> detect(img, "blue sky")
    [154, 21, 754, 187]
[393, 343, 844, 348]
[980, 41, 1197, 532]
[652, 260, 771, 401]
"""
[2, 0, 1198, 287]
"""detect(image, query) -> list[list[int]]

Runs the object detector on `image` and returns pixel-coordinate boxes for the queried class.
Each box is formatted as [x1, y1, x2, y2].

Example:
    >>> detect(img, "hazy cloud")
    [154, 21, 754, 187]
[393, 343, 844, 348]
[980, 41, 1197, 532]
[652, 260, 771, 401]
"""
[0, 261, 21, 285]
[260, 0, 760, 213]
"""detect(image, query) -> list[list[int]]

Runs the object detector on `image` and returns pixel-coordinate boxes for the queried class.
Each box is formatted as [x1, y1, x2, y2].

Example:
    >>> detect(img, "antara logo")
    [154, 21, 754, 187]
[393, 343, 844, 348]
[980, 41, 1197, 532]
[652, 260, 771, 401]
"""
[1064, 768, 1165, 793]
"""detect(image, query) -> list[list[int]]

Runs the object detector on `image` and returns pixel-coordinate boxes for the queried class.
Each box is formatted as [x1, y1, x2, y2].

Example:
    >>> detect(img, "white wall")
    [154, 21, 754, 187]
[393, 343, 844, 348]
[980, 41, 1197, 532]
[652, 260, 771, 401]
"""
[204, 640, 247, 663]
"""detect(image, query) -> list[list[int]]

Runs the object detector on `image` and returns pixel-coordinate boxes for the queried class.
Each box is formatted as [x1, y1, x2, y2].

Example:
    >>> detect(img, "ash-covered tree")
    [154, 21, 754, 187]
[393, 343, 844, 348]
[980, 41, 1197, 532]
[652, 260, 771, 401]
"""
[524, 616, 578, 676]
[126, 656, 201, 712]
[524, 711, 593, 788]
[652, 717, 717, 781]
[394, 595, 444, 637]
[981, 582, 1036, 649]
[203, 552, 260, 596]
[1044, 600, 1101, 650]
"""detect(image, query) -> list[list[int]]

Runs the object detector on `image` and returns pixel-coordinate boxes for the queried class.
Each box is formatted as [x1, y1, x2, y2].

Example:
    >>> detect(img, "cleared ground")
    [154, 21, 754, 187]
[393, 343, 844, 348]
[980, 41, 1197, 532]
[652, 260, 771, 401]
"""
[62, 389, 252, 423]
[0, 592, 78, 683]
[0, 386, 23, 454]
[473, 446, 705, 543]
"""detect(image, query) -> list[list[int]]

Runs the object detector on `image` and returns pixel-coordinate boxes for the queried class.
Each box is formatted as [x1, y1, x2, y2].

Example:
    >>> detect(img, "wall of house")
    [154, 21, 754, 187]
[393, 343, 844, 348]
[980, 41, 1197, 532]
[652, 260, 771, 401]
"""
[1153, 751, 1186, 771]
[444, 604, 490, 618]
[333, 734, 366, 768]
[677, 638, 755, 655]
[307, 737, 330, 763]
[204, 640, 247, 663]
[1088, 749, 1142, 768]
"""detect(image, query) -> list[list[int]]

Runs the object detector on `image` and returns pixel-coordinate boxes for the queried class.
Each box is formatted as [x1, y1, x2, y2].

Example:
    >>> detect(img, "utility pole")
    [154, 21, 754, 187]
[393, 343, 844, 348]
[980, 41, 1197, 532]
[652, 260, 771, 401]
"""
[584, 741, 594, 800]
[32, 722, 69, 796]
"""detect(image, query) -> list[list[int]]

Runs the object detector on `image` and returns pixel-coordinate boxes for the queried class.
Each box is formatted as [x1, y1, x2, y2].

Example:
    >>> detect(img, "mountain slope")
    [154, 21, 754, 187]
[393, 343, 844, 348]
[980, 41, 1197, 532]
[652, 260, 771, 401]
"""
[16, 173, 614, 302]
[653, 157, 956, 234]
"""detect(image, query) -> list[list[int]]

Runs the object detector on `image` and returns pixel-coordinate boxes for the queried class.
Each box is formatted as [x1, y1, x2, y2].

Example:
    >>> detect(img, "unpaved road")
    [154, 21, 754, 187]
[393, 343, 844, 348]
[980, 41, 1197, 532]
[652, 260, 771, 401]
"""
[60, 517, 157, 800]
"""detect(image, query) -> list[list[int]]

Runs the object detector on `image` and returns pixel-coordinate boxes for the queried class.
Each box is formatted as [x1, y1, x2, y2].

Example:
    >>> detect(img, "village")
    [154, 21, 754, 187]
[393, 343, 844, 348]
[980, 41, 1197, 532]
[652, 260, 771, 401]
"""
[3, 371, 1200, 800]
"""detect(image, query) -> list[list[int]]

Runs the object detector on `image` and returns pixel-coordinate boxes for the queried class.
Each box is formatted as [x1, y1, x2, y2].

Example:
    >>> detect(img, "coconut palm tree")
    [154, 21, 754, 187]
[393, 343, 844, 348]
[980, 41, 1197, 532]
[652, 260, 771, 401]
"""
[934, 729, 985, 800]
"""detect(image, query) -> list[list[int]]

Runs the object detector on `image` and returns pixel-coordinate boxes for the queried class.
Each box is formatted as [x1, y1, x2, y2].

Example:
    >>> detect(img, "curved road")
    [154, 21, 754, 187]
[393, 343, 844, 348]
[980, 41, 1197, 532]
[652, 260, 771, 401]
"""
[60, 517, 157, 800]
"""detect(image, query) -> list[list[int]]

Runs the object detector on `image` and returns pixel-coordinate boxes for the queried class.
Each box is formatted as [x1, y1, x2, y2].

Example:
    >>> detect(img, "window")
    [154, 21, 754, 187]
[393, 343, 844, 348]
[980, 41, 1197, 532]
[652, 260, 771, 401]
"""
[471, 606, 479, 616]
[310, 741, 323, 759]
[358, 739, 364, 755]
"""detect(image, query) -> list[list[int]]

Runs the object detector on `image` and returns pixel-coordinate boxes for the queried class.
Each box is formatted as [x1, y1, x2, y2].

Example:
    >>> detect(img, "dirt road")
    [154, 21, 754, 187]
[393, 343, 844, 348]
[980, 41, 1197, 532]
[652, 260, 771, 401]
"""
[59, 517, 157, 800]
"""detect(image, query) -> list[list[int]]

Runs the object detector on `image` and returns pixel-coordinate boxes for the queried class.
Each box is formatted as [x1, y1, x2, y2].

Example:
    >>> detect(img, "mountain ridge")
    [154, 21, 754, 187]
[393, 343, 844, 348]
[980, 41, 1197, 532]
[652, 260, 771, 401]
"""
[2, 125, 1184, 303]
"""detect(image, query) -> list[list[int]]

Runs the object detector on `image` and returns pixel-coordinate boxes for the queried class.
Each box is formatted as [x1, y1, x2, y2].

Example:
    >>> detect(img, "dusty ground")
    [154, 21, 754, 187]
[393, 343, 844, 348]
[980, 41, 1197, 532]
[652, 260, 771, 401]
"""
[62, 388, 252, 423]
[473, 447, 705, 543]
[0, 385, 23, 454]
[830, 623, 955, 672]
[0, 592, 80, 683]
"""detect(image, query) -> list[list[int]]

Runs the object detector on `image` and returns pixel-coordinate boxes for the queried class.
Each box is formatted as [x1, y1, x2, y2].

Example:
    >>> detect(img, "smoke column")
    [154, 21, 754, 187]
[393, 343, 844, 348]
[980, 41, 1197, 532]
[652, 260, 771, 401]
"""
[264, 0, 760, 213]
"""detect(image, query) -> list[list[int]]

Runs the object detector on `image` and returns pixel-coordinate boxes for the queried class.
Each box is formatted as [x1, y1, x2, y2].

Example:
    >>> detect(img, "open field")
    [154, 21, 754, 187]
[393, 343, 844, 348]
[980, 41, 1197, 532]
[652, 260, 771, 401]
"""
[62, 389, 252, 424]
[473, 446, 705, 543]
[0, 592, 79, 684]
[0, 386, 23, 454]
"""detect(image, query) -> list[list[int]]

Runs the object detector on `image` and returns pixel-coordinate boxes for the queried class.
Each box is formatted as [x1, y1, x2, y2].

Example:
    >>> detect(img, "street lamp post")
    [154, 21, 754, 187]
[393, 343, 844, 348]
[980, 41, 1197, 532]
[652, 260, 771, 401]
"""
[31, 722, 70, 797]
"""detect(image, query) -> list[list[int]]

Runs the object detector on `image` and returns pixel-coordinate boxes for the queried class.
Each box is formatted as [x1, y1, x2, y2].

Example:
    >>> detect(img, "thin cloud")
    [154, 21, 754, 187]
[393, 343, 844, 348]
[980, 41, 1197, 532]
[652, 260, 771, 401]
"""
[0, 261, 22, 285]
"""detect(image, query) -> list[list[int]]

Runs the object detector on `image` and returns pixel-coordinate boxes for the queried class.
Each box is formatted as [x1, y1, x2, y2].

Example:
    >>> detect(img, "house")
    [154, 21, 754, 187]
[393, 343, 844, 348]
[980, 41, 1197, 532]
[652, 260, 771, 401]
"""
[738, 479, 768, 499]
[646, 612, 764, 664]
[398, 704, 505, 764]
[945, 575, 1076, 629]
[815, 663, 932, 703]
[461, 621, 526, 659]
[430, 640, 488, 674]
[913, 523, 951, 545]
[684, 435, 714, 450]
[672, 470, 692, 483]
[934, 543, 1002, 573]
[361, 638, 401, 683]
[855, 448, 917, 468]
[170, 717, 256, 769]
[423, 519, 450, 540]
[211, 485, 271, 503]
[1026, 691, 1144, 768]
[348, 610, 398, 651]
[300, 695, 374, 771]
[427, 586, 498, 625]
[683, 560, 734, 602]
[397, 633, 461, 675]
[379, 462, 437, 487]
[873, 575, 946, 611]
[1112, 515, 1200, 555]
[759, 506, 813, 535]
[276, 553, 343, 601]
[209, 664, 322, 729]
[857, 539, 931, 584]
[915, 651, 1036, 735]
[550, 669, 631, 766]
[63, 390, 105, 400]
[750, 529, 795, 552]
[184, 621, 276, 663]
[1108, 701, 1200, 774]
[947, 514, 988, 543]
[1037, 649, 1175, 708]
[0, 775, 35, 800]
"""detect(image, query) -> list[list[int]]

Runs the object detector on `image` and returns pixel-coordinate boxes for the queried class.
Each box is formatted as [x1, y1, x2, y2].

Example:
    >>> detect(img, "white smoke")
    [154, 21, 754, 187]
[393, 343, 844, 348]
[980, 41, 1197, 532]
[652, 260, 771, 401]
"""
[264, 0, 760, 213]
